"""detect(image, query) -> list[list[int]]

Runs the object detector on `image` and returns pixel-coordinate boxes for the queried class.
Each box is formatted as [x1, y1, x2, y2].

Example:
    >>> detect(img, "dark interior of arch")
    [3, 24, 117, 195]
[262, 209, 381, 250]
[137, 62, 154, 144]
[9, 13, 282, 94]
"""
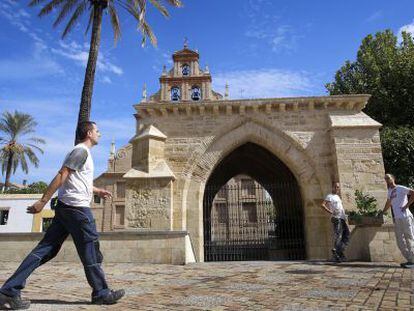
[205, 142, 299, 205]
[203, 142, 305, 261]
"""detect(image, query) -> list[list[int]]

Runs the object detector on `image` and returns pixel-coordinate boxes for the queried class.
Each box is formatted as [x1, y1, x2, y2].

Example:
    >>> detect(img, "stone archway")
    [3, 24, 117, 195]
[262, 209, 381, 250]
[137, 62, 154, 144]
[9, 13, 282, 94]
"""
[182, 119, 326, 261]
[203, 142, 305, 261]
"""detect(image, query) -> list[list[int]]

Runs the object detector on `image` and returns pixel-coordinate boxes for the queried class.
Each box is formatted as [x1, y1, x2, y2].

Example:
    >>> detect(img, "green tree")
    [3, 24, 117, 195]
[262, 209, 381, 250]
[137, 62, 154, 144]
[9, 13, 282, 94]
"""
[380, 127, 414, 187]
[326, 30, 414, 186]
[4, 181, 48, 194]
[29, 0, 182, 144]
[0, 111, 45, 191]
[326, 30, 414, 126]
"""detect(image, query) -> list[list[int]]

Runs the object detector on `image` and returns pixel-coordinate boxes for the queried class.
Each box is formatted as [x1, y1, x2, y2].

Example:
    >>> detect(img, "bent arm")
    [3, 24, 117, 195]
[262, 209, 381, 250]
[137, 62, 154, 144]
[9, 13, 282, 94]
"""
[404, 189, 414, 209]
[321, 200, 333, 215]
[382, 199, 392, 214]
[27, 166, 72, 213]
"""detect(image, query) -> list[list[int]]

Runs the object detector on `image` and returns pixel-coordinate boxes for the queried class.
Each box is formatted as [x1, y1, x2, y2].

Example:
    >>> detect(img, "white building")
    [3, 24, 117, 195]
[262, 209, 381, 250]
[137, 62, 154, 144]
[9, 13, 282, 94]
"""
[0, 194, 53, 233]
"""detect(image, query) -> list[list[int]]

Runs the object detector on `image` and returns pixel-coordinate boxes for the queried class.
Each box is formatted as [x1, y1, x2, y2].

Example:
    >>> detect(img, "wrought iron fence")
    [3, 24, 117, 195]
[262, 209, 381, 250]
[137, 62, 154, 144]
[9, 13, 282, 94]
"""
[203, 182, 305, 261]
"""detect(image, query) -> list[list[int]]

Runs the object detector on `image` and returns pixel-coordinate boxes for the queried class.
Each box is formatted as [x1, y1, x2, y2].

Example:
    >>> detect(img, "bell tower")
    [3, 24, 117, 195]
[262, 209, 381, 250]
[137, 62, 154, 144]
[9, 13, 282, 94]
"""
[151, 44, 223, 102]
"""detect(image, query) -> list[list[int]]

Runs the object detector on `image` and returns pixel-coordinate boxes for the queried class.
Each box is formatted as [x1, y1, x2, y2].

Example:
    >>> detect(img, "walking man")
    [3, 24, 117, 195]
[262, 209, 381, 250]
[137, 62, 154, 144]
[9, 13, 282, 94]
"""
[321, 182, 350, 262]
[0, 121, 124, 310]
[382, 173, 414, 268]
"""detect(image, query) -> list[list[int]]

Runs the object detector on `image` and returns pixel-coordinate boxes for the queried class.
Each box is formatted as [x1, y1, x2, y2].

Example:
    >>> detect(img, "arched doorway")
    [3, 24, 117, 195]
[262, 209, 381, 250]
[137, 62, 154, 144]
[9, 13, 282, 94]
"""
[203, 142, 305, 261]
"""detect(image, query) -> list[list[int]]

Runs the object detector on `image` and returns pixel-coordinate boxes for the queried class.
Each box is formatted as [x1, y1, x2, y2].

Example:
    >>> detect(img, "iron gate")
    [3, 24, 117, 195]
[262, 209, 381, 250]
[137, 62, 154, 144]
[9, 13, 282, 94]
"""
[203, 181, 305, 261]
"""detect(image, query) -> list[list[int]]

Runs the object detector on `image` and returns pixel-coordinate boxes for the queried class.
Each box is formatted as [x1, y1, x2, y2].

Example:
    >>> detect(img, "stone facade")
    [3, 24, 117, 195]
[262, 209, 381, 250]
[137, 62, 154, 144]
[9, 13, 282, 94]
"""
[92, 46, 388, 262]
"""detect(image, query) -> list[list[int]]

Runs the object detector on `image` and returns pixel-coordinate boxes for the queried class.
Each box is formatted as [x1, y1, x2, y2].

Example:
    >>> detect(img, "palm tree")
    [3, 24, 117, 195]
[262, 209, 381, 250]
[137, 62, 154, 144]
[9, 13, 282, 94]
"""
[28, 0, 182, 144]
[0, 111, 45, 192]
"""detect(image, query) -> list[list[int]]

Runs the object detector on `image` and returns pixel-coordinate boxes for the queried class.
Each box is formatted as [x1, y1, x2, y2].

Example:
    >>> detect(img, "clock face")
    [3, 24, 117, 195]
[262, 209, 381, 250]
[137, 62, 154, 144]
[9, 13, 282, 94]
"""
[171, 87, 181, 101]
[191, 86, 201, 101]
[182, 64, 190, 76]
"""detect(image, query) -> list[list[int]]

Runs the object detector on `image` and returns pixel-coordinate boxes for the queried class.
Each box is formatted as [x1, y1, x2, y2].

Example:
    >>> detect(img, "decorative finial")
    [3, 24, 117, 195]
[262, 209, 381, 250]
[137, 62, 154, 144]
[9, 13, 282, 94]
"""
[205, 65, 209, 73]
[225, 82, 229, 99]
[184, 37, 188, 48]
[162, 65, 167, 76]
[110, 139, 115, 159]
[142, 83, 147, 102]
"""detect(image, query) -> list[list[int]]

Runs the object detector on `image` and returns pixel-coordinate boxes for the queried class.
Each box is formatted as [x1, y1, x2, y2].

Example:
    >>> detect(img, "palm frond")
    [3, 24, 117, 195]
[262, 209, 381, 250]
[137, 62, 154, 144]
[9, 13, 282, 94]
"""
[148, 0, 169, 17]
[39, 0, 67, 17]
[62, 1, 87, 38]
[85, 6, 94, 35]
[29, 0, 50, 7]
[26, 143, 45, 154]
[108, 3, 121, 43]
[163, 0, 183, 7]
[27, 137, 46, 145]
[139, 19, 157, 47]
[24, 147, 40, 168]
[18, 152, 29, 174]
[52, 0, 79, 29]
[11, 154, 19, 174]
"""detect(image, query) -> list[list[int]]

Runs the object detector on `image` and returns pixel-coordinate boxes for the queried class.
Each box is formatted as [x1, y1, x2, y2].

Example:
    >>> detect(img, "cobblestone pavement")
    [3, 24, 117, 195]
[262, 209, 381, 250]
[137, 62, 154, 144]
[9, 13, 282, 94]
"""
[0, 261, 413, 310]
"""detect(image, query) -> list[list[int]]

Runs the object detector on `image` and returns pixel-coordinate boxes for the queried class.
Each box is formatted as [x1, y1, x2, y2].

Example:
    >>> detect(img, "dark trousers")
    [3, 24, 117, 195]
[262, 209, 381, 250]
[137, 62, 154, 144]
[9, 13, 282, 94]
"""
[331, 217, 350, 255]
[0, 201, 109, 299]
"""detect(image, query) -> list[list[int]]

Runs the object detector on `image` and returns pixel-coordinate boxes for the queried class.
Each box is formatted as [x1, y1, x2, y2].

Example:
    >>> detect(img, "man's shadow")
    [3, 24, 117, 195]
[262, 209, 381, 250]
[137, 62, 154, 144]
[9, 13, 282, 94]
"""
[1, 299, 91, 310]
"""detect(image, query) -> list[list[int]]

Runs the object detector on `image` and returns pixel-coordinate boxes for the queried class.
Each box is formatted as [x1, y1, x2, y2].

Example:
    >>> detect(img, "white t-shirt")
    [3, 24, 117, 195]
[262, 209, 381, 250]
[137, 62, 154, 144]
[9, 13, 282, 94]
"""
[387, 185, 413, 219]
[325, 194, 346, 219]
[58, 143, 94, 207]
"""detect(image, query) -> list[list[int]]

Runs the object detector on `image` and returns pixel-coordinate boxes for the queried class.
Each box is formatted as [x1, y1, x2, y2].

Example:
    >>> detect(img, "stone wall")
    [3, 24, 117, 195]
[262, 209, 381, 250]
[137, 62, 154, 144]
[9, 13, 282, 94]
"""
[0, 231, 194, 265]
[347, 225, 405, 262]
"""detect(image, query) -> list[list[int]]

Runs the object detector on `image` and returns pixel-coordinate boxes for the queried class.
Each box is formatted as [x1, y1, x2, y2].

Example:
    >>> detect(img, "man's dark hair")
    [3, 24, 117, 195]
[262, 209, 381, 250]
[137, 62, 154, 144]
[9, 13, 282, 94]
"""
[76, 121, 96, 142]
[385, 173, 396, 182]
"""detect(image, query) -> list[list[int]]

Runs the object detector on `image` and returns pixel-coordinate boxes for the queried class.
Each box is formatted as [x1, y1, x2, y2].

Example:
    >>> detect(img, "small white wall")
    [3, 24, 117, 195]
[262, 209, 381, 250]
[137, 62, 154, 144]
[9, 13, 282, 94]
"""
[0, 194, 49, 233]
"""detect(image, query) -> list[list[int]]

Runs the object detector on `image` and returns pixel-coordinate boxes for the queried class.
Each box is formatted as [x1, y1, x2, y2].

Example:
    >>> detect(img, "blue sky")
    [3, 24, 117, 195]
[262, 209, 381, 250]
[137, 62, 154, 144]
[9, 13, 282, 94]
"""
[1, 0, 414, 185]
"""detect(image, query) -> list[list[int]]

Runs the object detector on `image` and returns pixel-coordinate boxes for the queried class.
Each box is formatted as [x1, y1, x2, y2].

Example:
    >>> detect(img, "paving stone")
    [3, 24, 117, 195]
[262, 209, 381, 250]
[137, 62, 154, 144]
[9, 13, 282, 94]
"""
[0, 261, 412, 310]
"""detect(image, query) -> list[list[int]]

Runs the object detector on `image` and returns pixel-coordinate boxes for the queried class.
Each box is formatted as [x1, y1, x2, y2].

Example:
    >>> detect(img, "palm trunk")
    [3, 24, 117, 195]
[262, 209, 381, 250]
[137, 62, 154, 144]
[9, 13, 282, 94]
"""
[4, 152, 14, 192]
[74, 1, 105, 145]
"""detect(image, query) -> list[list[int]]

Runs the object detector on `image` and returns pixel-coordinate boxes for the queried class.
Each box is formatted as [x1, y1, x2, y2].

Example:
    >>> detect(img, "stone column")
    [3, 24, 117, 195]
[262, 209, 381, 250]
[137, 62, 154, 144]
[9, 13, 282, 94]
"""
[124, 125, 176, 230]
[329, 112, 387, 210]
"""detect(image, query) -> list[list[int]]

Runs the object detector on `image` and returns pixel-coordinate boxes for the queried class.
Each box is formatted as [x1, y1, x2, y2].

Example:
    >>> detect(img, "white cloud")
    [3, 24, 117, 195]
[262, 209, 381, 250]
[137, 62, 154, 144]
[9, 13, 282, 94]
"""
[365, 11, 383, 23]
[0, 1, 123, 80]
[398, 20, 414, 42]
[0, 42, 63, 80]
[243, 2, 301, 53]
[51, 41, 124, 76]
[213, 69, 317, 99]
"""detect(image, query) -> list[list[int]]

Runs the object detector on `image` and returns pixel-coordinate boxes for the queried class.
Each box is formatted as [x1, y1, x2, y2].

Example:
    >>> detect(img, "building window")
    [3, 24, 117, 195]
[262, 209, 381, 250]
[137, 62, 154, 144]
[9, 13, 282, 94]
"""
[171, 86, 181, 101]
[241, 179, 255, 196]
[215, 203, 227, 224]
[115, 205, 125, 226]
[0, 210, 9, 225]
[116, 182, 126, 198]
[217, 187, 228, 199]
[42, 217, 53, 232]
[182, 64, 190, 76]
[191, 86, 201, 101]
[94, 195, 101, 204]
[242, 202, 257, 223]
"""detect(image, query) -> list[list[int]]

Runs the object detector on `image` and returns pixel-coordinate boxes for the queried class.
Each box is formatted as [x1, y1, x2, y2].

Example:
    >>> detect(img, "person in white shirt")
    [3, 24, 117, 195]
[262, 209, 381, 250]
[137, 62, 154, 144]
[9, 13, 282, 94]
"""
[382, 173, 414, 268]
[321, 182, 349, 262]
[0, 122, 125, 310]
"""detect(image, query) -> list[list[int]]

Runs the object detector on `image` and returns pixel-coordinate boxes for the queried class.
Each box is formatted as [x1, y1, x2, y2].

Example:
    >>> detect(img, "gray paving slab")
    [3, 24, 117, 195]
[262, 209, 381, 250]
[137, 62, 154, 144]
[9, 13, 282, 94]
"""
[0, 261, 412, 310]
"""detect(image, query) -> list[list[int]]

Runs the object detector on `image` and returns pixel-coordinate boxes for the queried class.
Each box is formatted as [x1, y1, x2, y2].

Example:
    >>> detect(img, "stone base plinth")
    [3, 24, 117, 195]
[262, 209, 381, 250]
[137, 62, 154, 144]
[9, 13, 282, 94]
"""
[347, 224, 405, 262]
[0, 230, 196, 265]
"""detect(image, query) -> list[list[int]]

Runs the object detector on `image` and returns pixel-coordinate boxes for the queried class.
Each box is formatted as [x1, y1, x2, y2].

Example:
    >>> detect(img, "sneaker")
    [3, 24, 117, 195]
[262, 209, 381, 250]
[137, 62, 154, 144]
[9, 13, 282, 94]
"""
[401, 262, 414, 268]
[331, 249, 341, 262]
[92, 289, 125, 305]
[0, 292, 30, 310]
[337, 251, 347, 262]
